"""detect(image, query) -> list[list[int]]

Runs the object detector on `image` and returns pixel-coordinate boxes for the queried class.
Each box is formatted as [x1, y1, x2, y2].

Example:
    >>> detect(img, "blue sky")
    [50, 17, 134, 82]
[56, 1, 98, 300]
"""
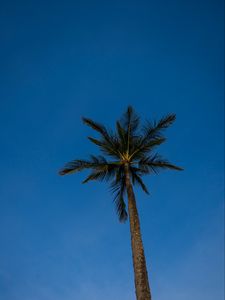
[0, 0, 224, 299]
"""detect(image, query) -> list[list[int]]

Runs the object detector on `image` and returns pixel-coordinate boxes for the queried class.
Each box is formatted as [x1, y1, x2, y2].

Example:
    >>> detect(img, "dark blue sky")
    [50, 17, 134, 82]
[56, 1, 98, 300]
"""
[0, 0, 224, 299]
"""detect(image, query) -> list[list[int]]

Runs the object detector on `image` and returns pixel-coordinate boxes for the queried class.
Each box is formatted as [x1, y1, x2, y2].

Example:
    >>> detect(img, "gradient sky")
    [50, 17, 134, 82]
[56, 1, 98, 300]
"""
[0, 0, 224, 299]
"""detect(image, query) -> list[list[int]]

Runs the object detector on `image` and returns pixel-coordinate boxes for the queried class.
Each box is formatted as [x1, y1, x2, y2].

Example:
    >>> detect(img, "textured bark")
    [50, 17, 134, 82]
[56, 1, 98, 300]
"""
[125, 164, 152, 300]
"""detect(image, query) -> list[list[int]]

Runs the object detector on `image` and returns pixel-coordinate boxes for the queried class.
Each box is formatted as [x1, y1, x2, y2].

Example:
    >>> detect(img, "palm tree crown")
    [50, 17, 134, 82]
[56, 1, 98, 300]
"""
[59, 106, 183, 222]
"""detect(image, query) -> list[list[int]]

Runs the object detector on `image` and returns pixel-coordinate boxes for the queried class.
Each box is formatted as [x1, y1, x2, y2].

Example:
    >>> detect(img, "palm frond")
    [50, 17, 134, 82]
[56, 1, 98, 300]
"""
[82, 117, 108, 137]
[83, 117, 114, 146]
[142, 114, 176, 141]
[59, 159, 94, 175]
[139, 154, 183, 174]
[110, 176, 128, 222]
[122, 106, 140, 134]
[88, 136, 122, 159]
[116, 121, 127, 152]
[130, 167, 149, 194]
[119, 106, 140, 153]
[59, 155, 120, 176]
[87, 136, 103, 147]
[82, 162, 118, 183]
[83, 118, 121, 158]
[130, 137, 166, 160]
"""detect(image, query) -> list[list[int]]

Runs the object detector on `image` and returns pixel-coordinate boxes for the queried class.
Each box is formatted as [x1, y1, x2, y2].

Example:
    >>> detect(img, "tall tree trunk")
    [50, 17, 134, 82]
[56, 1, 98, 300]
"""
[125, 164, 152, 300]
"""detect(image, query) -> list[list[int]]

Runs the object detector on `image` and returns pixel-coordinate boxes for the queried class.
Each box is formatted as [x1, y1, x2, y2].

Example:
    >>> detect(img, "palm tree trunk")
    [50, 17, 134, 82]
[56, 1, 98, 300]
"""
[125, 164, 152, 300]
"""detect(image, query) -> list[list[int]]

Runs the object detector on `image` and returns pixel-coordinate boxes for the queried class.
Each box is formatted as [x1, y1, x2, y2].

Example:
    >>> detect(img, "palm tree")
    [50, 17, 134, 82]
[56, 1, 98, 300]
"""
[59, 106, 183, 300]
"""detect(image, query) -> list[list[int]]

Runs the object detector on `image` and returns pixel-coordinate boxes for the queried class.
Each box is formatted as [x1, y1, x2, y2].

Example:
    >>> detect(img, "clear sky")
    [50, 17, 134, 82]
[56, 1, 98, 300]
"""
[0, 0, 224, 299]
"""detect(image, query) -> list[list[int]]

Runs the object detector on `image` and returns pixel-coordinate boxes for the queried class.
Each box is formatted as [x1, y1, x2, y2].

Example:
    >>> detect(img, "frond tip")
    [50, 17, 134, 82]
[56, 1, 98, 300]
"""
[59, 159, 92, 175]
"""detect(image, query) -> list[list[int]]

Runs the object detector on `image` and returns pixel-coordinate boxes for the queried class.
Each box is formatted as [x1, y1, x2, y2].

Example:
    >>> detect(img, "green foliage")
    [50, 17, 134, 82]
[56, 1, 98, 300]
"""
[59, 106, 183, 222]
